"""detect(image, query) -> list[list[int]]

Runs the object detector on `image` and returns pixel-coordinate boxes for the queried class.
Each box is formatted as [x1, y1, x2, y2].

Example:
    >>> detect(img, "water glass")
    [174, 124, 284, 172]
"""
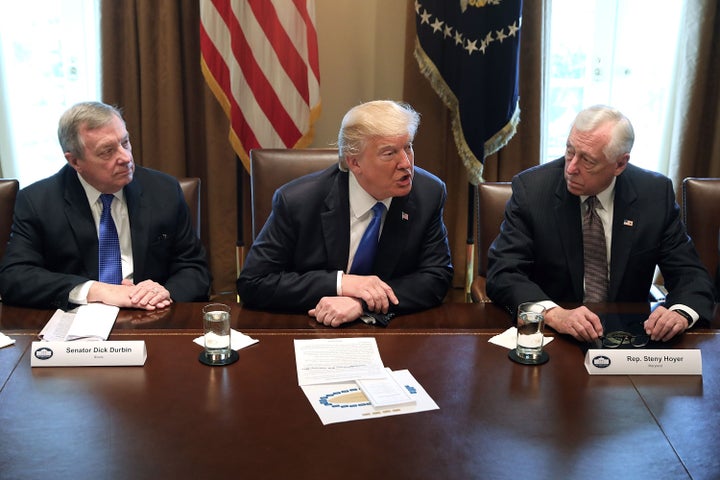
[203, 303, 232, 362]
[516, 302, 546, 361]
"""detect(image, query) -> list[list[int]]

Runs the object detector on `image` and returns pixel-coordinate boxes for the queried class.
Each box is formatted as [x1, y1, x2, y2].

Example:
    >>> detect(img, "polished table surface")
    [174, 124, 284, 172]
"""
[1, 302, 719, 480]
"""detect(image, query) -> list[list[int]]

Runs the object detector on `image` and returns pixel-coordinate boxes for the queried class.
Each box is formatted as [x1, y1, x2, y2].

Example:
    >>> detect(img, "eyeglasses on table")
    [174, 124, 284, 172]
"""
[600, 330, 650, 348]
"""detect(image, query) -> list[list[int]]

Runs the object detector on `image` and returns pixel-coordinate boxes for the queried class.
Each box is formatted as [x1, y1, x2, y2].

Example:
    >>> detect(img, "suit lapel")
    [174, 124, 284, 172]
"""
[375, 195, 411, 276]
[124, 177, 146, 279]
[62, 168, 99, 277]
[320, 171, 350, 271]
[608, 175, 638, 300]
[553, 179, 584, 300]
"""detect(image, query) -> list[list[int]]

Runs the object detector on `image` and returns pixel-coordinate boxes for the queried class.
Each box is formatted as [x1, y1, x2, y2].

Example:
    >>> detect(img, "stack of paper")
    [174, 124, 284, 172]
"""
[294, 337, 438, 425]
[39, 304, 119, 341]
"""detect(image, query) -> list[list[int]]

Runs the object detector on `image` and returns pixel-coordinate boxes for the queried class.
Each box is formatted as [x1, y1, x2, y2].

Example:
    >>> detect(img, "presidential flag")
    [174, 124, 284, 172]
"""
[415, 0, 522, 184]
[200, 0, 321, 171]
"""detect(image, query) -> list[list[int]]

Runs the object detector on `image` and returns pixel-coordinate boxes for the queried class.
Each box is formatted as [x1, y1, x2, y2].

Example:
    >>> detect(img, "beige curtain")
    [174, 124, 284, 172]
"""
[101, 0, 242, 297]
[669, 0, 720, 183]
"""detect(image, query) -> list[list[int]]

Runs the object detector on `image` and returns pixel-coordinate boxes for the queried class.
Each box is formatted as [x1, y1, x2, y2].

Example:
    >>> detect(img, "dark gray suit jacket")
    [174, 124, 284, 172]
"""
[237, 165, 453, 314]
[487, 158, 715, 321]
[0, 165, 211, 309]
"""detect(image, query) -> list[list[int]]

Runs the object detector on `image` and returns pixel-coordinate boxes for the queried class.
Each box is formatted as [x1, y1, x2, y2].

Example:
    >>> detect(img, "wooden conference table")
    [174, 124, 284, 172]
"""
[0, 302, 718, 480]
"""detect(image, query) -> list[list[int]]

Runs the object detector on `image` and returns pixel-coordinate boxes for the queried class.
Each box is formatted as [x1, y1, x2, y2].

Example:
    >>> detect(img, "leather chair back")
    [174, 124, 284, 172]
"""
[249, 148, 338, 241]
[682, 177, 720, 284]
[178, 177, 201, 238]
[471, 182, 512, 302]
[0, 179, 19, 261]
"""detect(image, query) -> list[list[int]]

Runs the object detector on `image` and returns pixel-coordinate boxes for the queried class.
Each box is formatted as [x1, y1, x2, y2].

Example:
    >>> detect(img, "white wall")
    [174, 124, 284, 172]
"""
[311, 0, 408, 148]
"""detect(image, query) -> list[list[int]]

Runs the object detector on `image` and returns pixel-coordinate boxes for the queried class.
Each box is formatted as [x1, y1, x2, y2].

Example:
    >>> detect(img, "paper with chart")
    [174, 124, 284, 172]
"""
[300, 369, 439, 425]
[294, 337, 438, 424]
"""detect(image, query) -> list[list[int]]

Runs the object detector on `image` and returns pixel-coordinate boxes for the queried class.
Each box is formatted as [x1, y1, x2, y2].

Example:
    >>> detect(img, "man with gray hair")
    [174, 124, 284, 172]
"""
[0, 101, 211, 310]
[487, 105, 714, 343]
[238, 100, 453, 326]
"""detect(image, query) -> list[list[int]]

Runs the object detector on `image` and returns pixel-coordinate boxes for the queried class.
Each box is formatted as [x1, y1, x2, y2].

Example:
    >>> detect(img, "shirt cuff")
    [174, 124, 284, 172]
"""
[69, 281, 93, 305]
[669, 305, 698, 329]
[336, 271, 343, 296]
[537, 300, 559, 312]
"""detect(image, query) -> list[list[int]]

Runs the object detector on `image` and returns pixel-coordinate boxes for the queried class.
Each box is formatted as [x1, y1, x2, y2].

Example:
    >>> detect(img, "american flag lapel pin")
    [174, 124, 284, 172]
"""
[623, 219, 634, 227]
[401, 212, 409, 221]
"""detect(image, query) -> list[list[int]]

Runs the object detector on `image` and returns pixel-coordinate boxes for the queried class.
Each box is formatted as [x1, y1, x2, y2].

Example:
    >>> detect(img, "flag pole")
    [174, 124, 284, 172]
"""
[236, 155, 244, 303]
[465, 181, 476, 302]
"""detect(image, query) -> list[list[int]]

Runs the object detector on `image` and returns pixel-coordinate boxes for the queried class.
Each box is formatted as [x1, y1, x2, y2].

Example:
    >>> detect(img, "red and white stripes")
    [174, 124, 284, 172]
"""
[200, 0, 321, 169]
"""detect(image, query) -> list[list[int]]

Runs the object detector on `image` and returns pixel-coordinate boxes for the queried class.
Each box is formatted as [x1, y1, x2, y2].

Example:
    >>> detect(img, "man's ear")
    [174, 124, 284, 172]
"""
[65, 152, 81, 171]
[346, 155, 360, 173]
[614, 153, 630, 176]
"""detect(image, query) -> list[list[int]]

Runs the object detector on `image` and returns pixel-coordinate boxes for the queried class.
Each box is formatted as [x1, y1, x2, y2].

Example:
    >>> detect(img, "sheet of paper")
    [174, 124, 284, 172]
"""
[38, 309, 76, 341]
[356, 367, 416, 408]
[300, 369, 439, 425]
[39, 304, 119, 342]
[65, 304, 118, 340]
[294, 337, 386, 386]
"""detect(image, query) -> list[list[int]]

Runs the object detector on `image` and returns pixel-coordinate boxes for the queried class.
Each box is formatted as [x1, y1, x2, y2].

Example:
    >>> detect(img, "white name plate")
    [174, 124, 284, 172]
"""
[31, 341, 147, 367]
[585, 349, 702, 375]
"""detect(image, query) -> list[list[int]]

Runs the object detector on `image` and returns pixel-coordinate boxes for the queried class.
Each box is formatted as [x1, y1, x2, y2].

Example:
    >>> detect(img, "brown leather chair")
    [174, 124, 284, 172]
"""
[682, 177, 720, 285]
[0, 179, 19, 261]
[249, 148, 339, 241]
[178, 177, 201, 238]
[470, 182, 513, 302]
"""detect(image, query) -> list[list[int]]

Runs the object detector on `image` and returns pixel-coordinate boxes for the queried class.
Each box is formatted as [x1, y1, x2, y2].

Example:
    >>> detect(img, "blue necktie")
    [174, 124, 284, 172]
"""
[350, 202, 386, 275]
[98, 193, 122, 284]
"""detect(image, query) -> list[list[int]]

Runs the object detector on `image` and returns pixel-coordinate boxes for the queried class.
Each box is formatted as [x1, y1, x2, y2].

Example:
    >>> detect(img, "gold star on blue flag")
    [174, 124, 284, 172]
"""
[415, 0, 522, 184]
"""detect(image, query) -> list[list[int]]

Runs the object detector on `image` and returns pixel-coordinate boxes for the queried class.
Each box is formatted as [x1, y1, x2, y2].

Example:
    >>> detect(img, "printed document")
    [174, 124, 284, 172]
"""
[39, 304, 119, 341]
[294, 337, 386, 385]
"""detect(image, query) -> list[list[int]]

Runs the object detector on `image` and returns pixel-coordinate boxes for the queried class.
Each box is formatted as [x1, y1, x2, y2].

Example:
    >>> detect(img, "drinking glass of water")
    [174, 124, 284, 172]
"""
[200, 303, 237, 366]
[512, 302, 548, 365]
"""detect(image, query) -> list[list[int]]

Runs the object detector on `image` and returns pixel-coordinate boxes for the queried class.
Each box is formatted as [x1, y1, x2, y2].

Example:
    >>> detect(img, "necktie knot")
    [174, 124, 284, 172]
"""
[100, 193, 114, 209]
[585, 195, 599, 214]
[350, 202, 386, 275]
[371, 201, 386, 218]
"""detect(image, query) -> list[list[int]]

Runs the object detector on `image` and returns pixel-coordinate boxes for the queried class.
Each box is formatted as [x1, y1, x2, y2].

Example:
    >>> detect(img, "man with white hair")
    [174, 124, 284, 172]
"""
[238, 100, 453, 327]
[487, 105, 715, 343]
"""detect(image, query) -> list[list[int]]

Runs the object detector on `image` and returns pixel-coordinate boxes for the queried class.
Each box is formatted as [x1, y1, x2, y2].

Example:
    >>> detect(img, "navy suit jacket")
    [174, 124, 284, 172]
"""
[0, 164, 211, 309]
[487, 158, 715, 321]
[237, 165, 453, 314]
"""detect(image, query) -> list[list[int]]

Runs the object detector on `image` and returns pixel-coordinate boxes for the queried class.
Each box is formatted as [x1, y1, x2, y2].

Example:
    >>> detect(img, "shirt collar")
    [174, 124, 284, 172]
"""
[348, 171, 391, 219]
[76, 172, 124, 205]
[581, 177, 616, 210]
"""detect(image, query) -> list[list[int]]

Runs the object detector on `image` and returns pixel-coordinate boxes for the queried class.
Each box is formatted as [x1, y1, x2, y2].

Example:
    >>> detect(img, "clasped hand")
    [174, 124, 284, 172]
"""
[308, 274, 398, 327]
[546, 304, 688, 343]
[88, 279, 172, 310]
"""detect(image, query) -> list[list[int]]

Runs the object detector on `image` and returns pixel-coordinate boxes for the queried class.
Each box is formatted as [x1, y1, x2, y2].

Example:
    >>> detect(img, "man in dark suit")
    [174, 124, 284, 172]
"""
[0, 101, 211, 310]
[487, 105, 715, 343]
[238, 100, 453, 327]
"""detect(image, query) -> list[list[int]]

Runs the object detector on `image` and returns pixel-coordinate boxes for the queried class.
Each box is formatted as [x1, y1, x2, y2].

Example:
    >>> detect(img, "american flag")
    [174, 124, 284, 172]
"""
[200, 0, 321, 171]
